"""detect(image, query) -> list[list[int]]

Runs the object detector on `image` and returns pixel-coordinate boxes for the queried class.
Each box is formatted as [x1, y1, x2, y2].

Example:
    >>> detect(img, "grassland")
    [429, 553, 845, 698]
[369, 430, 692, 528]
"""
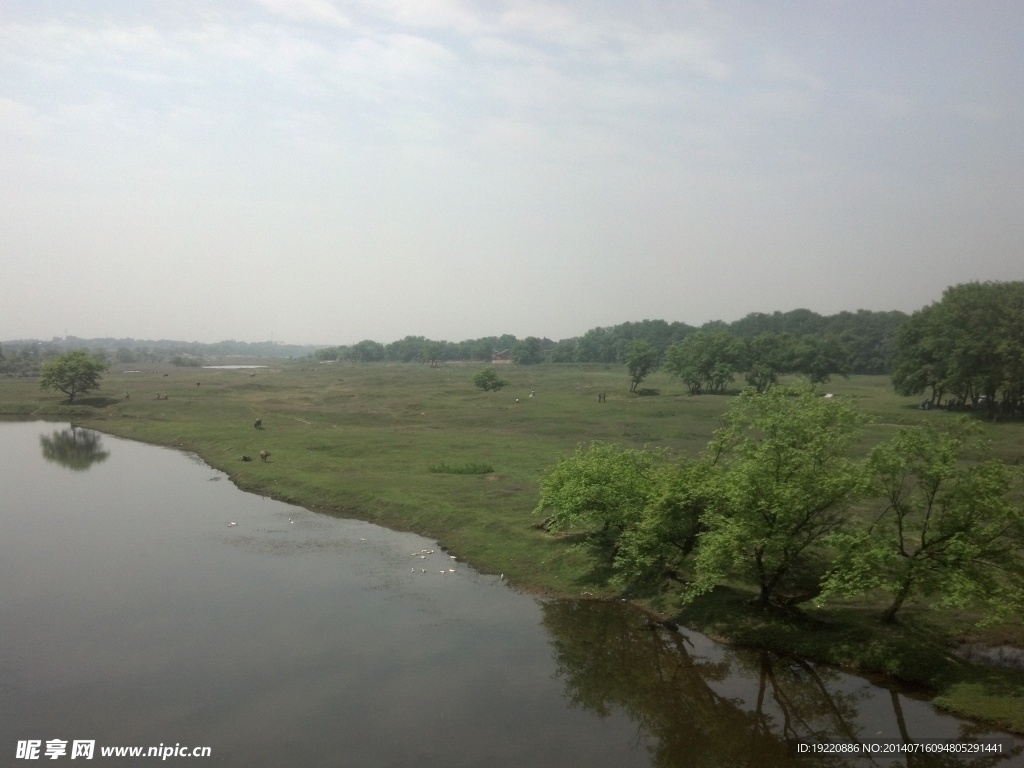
[2, 361, 1022, 732]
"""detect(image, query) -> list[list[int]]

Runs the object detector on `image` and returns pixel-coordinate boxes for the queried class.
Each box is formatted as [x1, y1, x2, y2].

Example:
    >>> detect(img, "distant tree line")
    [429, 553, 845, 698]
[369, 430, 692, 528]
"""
[313, 309, 906, 378]
[0, 337, 319, 377]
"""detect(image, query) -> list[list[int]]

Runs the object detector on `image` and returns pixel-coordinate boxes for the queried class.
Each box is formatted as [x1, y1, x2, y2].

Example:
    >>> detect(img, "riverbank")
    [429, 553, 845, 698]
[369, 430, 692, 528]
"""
[3, 361, 1023, 733]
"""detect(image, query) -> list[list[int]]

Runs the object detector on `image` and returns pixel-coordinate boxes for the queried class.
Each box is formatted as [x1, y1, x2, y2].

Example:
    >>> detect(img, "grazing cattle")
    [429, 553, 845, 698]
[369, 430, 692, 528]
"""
[259, 449, 270, 462]
[254, 418, 263, 429]
[241, 455, 252, 462]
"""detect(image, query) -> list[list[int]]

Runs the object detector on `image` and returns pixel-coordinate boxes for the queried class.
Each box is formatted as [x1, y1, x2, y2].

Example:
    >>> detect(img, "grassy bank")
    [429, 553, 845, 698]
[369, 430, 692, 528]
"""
[3, 361, 1022, 732]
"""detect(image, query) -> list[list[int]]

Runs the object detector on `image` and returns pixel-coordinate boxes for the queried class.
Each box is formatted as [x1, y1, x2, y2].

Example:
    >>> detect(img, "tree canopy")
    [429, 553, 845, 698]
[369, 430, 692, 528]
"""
[535, 388, 1024, 623]
[625, 339, 659, 392]
[662, 331, 744, 394]
[472, 366, 508, 392]
[39, 350, 107, 401]
[892, 281, 1024, 418]
[688, 385, 868, 607]
[822, 421, 1024, 623]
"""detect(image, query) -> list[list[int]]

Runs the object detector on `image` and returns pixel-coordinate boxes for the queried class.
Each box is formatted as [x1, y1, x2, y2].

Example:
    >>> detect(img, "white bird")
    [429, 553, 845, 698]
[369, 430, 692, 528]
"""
[228, 522, 237, 527]
[499, 573, 504, 580]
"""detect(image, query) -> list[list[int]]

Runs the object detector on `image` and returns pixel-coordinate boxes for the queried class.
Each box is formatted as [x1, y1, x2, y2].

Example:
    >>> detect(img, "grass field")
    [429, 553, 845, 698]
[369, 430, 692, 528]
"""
[2, 361, 1022, 731]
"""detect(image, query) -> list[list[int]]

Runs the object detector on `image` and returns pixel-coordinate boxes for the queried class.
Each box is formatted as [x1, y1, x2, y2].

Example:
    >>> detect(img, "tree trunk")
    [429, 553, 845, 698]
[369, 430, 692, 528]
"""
[881, 578, 913, 623]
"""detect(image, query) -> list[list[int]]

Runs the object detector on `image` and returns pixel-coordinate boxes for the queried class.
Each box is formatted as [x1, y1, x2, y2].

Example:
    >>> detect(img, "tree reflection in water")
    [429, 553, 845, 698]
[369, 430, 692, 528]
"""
[39, 426, 109, 472]
[540, 599, 1016, 768]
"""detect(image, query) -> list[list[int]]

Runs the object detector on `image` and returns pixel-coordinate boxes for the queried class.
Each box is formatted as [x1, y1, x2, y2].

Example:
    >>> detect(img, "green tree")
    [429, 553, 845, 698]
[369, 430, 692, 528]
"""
[549, 338, 579, 363]
[611, 458, 714, 591]
[790, 336, 850, 385]
[39, 350, 107, 402]
[422, 341, 447, 367]
[689, 385, 868, 607]
[626, 339, 659, 393]
[511, 336, 544, 365]
[348, 339, 385, 362]
[743, 334, 791, 393]
[472, 366, 508, 392]
[534, 442, 664, 542]
[891, 281, 1024, 417]
[822, 422, 1024, 624]
[663, 331, 744, 394]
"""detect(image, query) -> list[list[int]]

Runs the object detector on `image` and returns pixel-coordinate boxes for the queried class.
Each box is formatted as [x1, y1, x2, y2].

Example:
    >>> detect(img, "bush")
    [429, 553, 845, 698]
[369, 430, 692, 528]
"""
[473, 367, 508, 392]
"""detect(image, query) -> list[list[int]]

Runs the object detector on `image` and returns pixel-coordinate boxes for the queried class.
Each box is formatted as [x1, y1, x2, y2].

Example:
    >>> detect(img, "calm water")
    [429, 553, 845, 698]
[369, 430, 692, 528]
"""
[1, 422, 1021, 767]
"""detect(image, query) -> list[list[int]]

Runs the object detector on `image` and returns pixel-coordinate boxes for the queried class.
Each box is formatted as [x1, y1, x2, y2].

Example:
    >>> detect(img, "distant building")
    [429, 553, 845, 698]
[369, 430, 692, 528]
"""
[491, 349, 512, 364]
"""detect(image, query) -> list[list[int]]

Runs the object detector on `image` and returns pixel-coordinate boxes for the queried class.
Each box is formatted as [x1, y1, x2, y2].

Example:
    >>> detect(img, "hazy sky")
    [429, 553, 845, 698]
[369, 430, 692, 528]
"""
[2, 1, 1021, 345]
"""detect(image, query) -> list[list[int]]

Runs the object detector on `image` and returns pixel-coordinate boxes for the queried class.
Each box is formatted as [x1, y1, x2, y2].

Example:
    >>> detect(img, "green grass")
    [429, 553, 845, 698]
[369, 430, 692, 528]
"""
[3, 362, 1023, 731]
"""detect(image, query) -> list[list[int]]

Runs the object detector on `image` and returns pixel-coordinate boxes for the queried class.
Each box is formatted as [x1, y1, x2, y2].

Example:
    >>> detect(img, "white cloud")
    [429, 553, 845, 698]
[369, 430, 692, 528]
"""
[0, 96, 48, 138]
[358, 0, 487, 36]
[617, 30, 731, 80]
[249, 0, 352, 28]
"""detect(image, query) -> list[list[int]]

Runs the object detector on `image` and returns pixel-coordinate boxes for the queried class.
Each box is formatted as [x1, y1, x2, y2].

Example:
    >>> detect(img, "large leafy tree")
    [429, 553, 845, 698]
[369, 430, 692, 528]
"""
[39, 350, 107, 402]
[663, 331, 745, 395]
[689, 385, 868, 607]
[789, 336, 850, 385]
[534, 442, 664, 541]
[891, 281, 1024, 416]
[348, 339, 385, 362]
[536, 443, 713, 592]
[822, 422, 1024, 623]
[511, 336, 545, 365]
[743, 334, 792, 393]
[611, 458, 714, 591]
[626, 339, 659, 393]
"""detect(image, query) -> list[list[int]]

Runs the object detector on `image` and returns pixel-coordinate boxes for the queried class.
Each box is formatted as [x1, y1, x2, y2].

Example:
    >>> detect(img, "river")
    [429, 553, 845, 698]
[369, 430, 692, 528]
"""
[1, 421, 1020, 767]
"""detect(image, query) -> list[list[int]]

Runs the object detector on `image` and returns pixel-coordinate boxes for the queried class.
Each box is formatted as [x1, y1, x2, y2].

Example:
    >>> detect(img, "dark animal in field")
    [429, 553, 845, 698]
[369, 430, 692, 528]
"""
[125, 392, 130, 400]
[163, 373, 168, 377]
[254, 418, 263, 429]
[598, 392, 606, 403]
[241, 455, 252, 462]
[259, 449, 270, 462]
[196, 382, 201, 387]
